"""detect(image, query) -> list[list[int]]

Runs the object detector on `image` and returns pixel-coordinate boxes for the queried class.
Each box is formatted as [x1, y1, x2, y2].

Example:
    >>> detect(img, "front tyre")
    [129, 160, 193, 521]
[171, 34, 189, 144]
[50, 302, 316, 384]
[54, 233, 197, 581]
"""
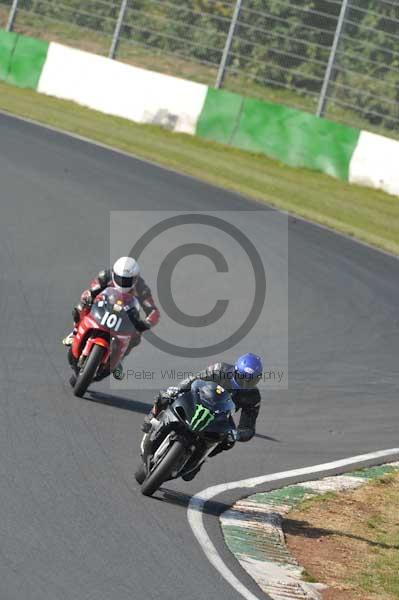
[141, 440, 185, 497]
[73, 344, 106, 398]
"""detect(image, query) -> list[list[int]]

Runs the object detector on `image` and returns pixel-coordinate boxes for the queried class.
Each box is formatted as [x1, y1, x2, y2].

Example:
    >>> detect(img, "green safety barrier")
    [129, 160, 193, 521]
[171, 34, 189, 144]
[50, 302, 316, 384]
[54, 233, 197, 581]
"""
[0, 29, 49, 89]
[233, 97, 360, 180]
[7, 33, 49, 89]
[197, 88, 361, 181]
[0, 29, 18, 82]
[196, 87, 244, 146]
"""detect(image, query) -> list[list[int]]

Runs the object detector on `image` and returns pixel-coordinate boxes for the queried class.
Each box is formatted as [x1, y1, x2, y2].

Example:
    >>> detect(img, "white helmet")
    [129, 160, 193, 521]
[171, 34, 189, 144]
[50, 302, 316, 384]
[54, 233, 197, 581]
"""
[112, 256, 140, 292]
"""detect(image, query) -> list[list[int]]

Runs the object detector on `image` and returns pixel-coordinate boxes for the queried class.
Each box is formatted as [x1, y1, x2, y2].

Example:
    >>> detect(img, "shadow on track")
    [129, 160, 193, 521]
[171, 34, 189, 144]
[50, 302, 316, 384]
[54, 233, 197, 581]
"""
[87, 390, 150, 414]
[86, 391, 280, 441]
[87, 392, 280, 443]
[284, 518, 399, 550]
[155, 488, 230, 517]
[255, 432, 281, 442]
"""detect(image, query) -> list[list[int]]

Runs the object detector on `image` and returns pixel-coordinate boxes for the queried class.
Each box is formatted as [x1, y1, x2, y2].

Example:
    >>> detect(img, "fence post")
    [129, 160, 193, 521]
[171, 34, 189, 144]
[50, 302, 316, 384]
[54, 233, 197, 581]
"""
[6, 0, 19, 32]
[109, 0, 129, 60]
[316, 0, 350, 118]
[215, 0, 243, 89]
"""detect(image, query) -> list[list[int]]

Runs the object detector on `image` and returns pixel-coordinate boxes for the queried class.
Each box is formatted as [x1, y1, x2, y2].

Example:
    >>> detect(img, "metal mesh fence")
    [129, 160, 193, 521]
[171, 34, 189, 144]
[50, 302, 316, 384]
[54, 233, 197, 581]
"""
[1, 0, 398, 138]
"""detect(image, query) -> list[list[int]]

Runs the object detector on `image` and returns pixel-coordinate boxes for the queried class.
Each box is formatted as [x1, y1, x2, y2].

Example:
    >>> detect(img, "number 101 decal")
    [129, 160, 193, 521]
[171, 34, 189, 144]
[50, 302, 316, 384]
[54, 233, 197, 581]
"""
[100, 311, 122, 331]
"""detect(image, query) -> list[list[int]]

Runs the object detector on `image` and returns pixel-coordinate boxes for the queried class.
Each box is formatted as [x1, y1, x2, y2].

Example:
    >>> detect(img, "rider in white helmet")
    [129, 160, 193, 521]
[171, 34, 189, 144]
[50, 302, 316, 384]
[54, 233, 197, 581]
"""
[63, 257, 160, 372]
[111, 256, 141, 292]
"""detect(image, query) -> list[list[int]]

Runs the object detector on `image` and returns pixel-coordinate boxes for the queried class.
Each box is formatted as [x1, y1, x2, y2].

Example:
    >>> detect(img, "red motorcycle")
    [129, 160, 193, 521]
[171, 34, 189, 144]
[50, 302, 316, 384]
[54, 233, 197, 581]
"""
[68, 286, 141, 397]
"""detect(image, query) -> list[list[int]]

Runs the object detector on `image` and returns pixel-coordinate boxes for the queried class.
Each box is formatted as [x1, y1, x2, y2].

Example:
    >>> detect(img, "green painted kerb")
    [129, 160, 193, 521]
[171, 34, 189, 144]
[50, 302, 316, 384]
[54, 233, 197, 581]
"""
[0, 29, 48, 89]
[350, 465, 397, 479]
[251, 485, 317, 507]
[223, 524, 294, 564]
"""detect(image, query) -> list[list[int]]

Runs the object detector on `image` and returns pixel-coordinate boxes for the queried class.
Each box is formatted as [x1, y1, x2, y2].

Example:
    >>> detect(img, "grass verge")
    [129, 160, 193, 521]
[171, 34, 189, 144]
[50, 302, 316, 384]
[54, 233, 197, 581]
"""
[1, 80, 399, 255]
[284, 473, 399, 600]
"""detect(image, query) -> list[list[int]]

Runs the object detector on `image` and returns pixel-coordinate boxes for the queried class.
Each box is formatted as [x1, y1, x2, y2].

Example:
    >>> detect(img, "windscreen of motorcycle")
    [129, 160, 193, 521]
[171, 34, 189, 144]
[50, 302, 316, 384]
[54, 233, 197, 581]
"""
[192, 380, 235, 416]
[90, 286, 139, 335]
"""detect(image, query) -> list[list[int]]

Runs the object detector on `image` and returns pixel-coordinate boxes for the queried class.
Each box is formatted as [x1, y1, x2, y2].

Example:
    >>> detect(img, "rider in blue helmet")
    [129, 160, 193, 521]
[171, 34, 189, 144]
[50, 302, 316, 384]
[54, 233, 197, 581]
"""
[233, 353, 263, 391]
[143, 353, 263, 443]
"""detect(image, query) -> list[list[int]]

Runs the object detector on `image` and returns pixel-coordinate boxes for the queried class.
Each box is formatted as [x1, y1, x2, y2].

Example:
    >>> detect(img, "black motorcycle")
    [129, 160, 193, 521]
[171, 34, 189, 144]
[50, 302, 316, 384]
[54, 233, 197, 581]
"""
[135, 381, 237, 496]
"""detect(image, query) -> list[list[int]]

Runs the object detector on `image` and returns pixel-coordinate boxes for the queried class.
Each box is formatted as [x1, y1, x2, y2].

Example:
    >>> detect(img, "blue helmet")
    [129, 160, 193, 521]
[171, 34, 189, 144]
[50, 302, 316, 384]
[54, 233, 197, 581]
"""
[233, 353, 263, 389]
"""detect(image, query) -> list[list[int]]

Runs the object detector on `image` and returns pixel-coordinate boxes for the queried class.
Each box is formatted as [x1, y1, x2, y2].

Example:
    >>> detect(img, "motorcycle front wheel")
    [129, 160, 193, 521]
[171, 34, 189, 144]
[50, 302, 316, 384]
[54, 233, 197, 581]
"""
[73, 344, 106, 398]
[141, 440, 185, 497]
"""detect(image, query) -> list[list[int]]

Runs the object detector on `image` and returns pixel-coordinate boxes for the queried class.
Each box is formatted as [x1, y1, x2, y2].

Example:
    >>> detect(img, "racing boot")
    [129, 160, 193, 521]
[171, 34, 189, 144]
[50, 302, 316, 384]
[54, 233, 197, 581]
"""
[63, 329, 76, 346]
[112, 362, 124, 380]
[63, 306, 81, 346]
[141, 409, 156, 433]
[182, 464, 202, 481]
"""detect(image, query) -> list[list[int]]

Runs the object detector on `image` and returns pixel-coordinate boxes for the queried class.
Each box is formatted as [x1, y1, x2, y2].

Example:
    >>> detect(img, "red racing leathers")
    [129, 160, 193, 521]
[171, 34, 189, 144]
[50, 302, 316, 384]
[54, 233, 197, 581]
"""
[75, 268, 160, 354]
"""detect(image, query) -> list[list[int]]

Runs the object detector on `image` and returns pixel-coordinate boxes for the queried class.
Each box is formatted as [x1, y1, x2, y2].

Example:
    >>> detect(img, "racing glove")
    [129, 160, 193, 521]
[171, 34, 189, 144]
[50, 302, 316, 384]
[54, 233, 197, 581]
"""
[219, 430, 237, 451]
[126, 307, 151, 333]
[80, 289, 93, 308]
[153, 386, 181, 412]
[135, 319, 151, 333]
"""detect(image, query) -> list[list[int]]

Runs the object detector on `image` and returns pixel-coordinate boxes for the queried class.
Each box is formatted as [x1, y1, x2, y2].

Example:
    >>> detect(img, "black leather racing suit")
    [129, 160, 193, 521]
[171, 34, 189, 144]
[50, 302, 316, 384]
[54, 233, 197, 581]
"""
[176, 362, 261, 442]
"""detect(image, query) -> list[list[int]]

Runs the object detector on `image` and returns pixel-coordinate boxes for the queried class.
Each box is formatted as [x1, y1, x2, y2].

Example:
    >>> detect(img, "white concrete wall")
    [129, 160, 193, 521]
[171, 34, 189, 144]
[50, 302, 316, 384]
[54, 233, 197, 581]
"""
[349, 130, 399, 196]
[38, 43, 208, 135]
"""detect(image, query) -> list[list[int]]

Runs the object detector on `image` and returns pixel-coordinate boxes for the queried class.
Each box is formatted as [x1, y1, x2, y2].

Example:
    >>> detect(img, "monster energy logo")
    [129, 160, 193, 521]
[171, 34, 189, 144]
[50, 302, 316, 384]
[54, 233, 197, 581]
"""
[190, 405, 215, 432]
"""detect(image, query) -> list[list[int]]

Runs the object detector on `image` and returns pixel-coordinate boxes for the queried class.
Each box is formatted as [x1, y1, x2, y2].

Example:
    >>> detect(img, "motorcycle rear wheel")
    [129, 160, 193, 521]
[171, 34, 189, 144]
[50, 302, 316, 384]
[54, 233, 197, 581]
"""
[73, 344, 106, 398]
[141, 440, 185, 497]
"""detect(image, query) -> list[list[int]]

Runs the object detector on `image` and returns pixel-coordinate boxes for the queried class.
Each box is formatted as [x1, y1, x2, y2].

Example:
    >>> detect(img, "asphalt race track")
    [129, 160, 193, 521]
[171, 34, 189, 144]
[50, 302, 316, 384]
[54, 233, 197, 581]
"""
[0, 112, 398, 600]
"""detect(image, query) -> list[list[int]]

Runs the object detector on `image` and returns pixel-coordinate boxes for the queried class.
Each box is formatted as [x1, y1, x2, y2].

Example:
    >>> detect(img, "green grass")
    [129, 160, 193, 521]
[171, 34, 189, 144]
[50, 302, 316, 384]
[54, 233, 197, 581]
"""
[286, 473, 399, 600]
[301, 570, 318, 584]
[1, 80, 399, 255]
[356, 476, 399, 599]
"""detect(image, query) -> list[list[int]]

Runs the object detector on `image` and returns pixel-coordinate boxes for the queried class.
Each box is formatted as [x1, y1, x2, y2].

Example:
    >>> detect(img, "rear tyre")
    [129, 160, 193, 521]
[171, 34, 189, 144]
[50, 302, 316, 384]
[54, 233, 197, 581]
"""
[141, 440, 185, 497]
[134, 462, 146, 485]
[74, 344, 106, 398]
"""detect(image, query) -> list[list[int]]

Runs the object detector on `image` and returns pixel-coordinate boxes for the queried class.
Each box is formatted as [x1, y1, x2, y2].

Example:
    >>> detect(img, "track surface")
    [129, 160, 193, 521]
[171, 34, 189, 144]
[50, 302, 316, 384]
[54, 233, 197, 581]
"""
[0, 113, 398, 600]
